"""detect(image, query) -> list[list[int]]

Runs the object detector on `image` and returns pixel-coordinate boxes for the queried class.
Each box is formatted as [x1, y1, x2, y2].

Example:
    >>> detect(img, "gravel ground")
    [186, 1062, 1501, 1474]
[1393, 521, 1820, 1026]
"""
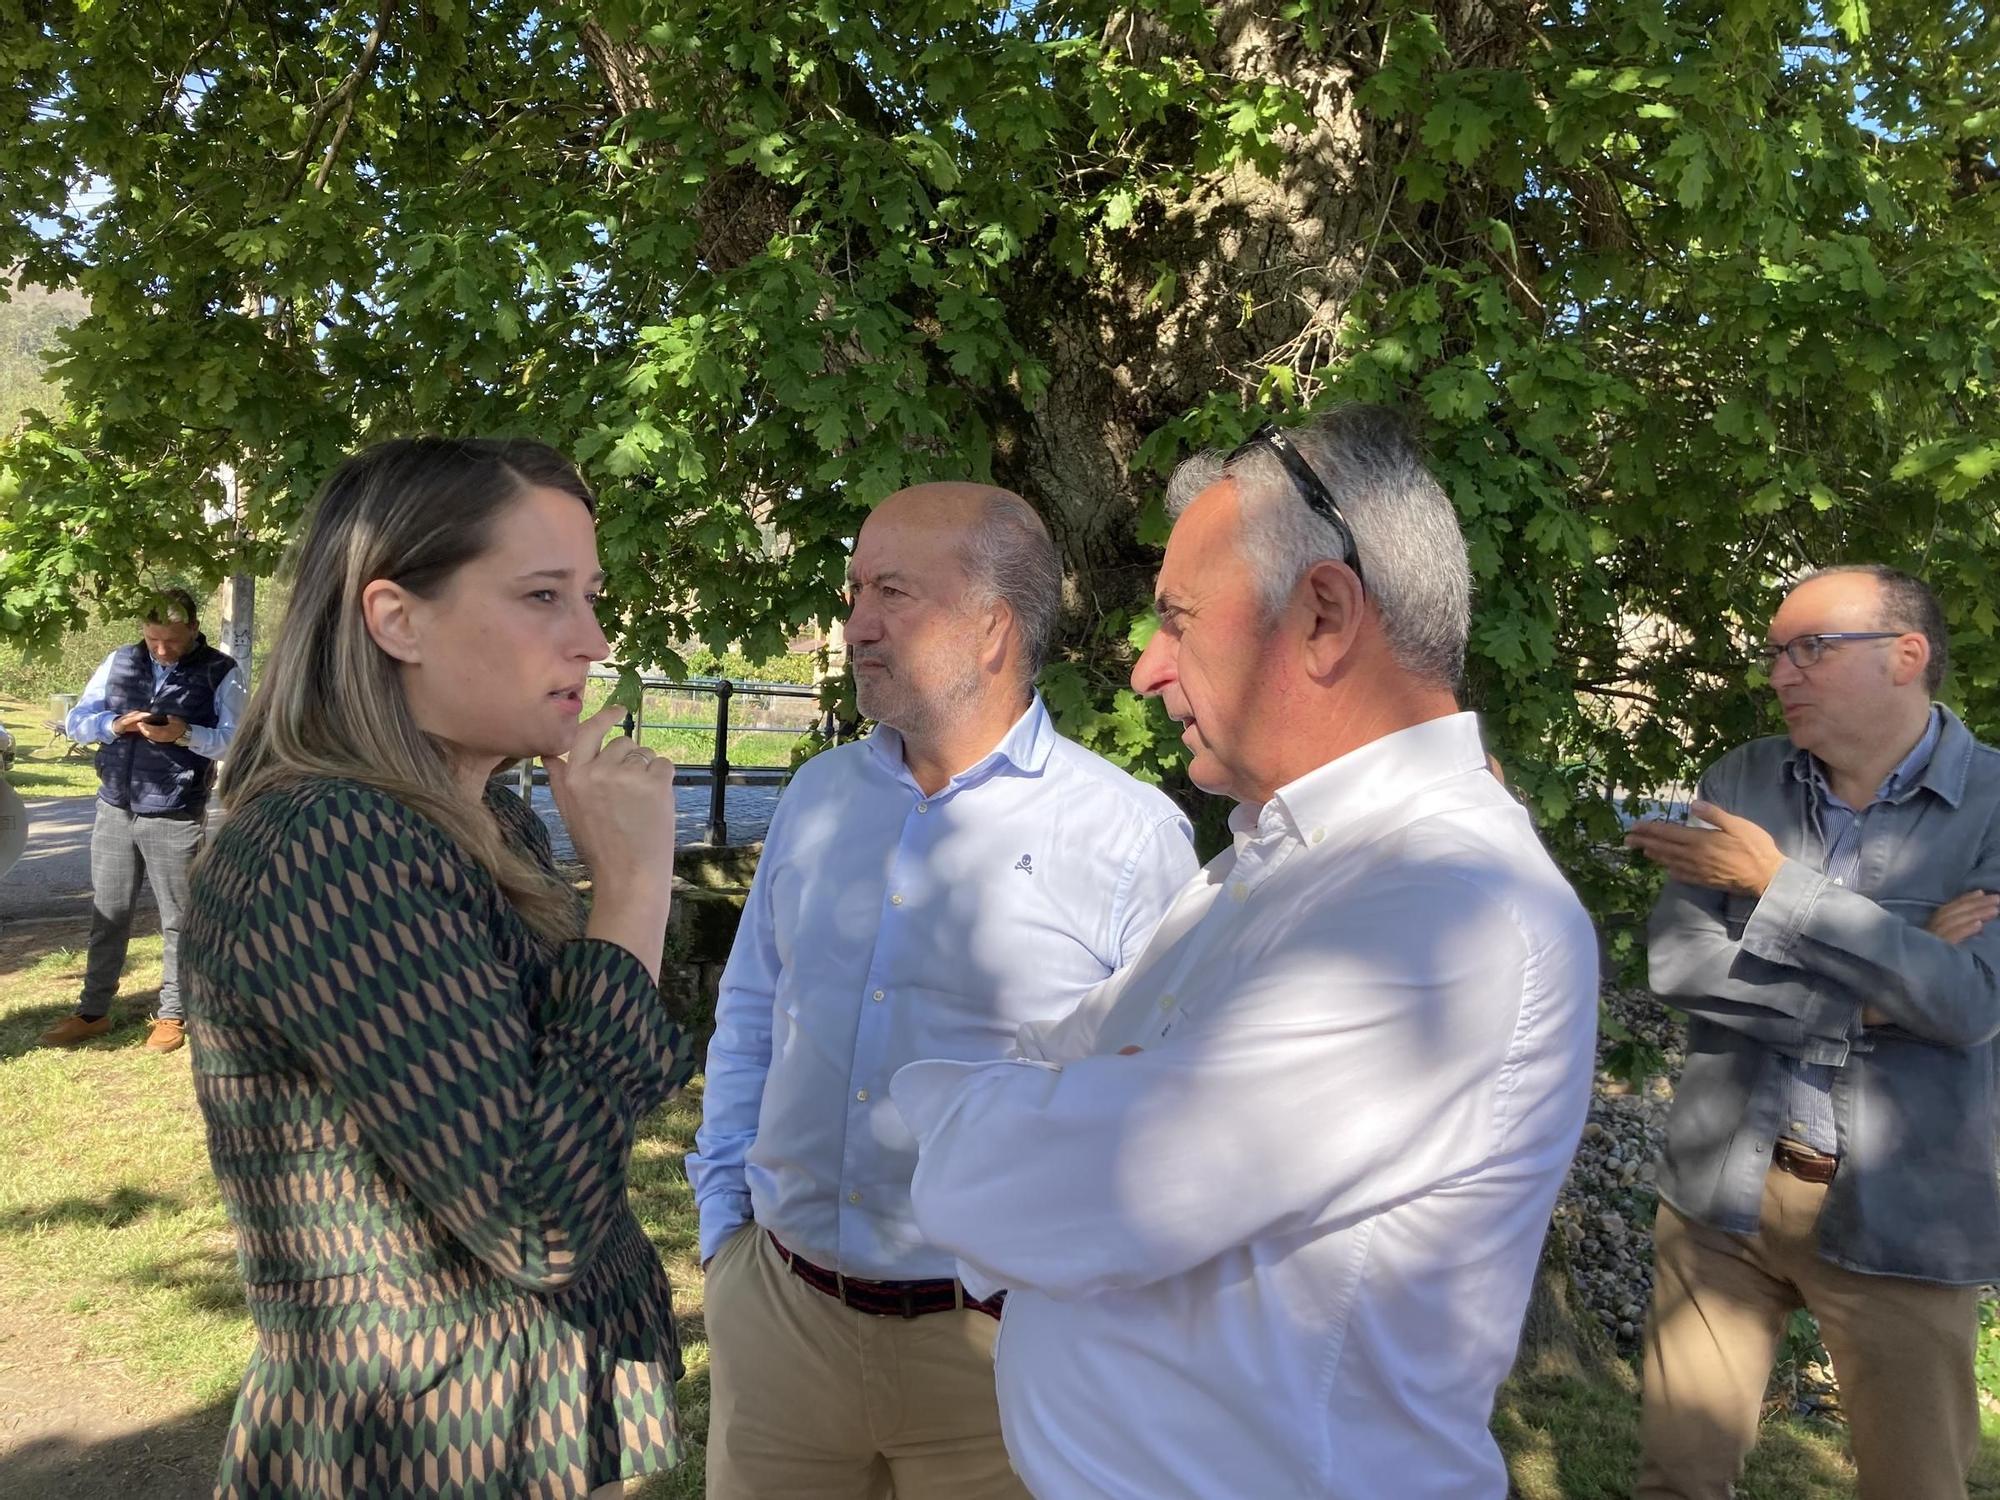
[1555, 986, 1680, 1353]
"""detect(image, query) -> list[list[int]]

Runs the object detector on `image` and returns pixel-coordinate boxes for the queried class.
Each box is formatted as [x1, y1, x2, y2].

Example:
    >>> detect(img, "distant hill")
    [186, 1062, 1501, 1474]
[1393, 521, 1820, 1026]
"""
[0, 278, 86, 432]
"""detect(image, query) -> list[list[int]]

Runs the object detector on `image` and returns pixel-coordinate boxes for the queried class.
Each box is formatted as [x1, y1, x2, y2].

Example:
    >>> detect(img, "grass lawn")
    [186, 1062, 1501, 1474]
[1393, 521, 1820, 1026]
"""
[1, 693, 102, 799]
[0, 915, 1994, 1498]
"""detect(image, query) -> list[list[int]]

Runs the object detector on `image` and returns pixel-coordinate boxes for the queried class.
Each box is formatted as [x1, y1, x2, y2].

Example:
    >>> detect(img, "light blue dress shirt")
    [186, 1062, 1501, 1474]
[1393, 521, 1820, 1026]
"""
[687, 695, 1199, 1278]
[67, 649, 247, 762]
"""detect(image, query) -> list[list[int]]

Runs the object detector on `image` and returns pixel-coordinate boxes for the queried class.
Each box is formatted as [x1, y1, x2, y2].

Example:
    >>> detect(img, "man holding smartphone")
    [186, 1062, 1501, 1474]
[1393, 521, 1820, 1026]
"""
[39, 589, 244, 1054]
[1624, 565, 1999, 1500]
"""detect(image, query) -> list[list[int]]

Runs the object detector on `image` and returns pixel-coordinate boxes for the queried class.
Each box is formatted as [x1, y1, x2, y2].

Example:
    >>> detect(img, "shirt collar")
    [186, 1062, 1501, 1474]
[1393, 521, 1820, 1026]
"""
[1786, 704, 1948, 809]
[864, 693, 1055, 791]
[1226, 712, 1491, 846]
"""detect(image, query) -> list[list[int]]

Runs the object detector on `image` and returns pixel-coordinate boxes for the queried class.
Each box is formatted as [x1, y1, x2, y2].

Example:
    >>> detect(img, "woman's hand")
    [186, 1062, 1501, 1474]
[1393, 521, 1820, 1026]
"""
[544, 704, 677, 977]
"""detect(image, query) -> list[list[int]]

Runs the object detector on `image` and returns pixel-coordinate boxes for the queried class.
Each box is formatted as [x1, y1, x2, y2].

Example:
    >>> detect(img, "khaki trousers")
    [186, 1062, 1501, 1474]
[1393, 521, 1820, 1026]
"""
[702, 1224, 1028, 1500]
[1638, 1165, 1981, 1500]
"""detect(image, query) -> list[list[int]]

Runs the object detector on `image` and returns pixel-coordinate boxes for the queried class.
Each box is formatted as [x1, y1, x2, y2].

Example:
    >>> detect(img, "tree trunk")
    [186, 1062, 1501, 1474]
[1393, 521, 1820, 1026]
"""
[989, 4, 1408, 626]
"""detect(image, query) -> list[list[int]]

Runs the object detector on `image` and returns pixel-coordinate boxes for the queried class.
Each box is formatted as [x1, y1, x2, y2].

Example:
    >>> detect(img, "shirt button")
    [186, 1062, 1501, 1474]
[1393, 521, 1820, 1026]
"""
[1158, 993, 1176, 1011]
[872, 989, 885, 1002]
[917, 802, 929, 813]
[1311, 828, 1326, 844]
[1231, 883, 1248, 902]
[848, 1190, 862, 1204]
[856, 1089, 870, 1102]
[890, 894, 905, 906]
[1789, 1121, 1806, 1134]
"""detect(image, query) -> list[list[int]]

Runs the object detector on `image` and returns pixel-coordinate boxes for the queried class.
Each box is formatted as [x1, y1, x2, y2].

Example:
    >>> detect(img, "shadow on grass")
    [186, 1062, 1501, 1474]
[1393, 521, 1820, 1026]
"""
[1496, 1365, 1864, 1498]
[0, 1393, 235, 1500]
[123, 1247, 250, 1319]
[1977, 1426, 2000, 1500]
[7, 759, 98, 797]
[1499, 1368, 2000, 1498]
[0, 996, 162, 1065]
[0, 1185, 189, 1234]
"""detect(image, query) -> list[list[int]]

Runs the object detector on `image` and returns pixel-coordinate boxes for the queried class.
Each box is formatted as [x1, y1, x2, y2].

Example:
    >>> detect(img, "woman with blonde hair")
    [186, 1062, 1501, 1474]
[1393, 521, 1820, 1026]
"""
[185, 437, 693, 1498]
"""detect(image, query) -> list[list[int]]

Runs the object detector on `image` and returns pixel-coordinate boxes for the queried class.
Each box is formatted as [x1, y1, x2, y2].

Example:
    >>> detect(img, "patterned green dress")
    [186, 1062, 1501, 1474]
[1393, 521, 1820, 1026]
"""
[184, 777, 696, 1498]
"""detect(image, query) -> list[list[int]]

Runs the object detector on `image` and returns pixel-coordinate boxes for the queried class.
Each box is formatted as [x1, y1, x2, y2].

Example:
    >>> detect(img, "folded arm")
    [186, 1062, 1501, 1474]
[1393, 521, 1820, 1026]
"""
[1741, 856, 2000, 1047]
[1647, 877, 1863, 1057]
[241, 788, 691, 1292]
[895, 878, 1534, 1299]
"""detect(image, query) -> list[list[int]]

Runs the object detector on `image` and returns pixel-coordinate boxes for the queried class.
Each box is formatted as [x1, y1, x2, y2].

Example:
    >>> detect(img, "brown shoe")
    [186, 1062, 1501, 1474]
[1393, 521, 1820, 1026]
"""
[144, 1018, 187, 1054]
[39, 1014, 112, 1046]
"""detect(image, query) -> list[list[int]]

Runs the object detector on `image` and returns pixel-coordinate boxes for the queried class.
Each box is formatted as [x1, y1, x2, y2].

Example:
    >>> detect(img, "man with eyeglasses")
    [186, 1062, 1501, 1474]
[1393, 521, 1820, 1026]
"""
[890, 405, 1599, 1499]
[1624, 564, 1998, 1500]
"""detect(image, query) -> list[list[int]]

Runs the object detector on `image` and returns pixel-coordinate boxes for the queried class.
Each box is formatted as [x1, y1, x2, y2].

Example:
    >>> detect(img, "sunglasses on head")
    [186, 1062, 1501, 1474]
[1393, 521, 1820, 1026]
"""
[1227, 424, 1364, 587]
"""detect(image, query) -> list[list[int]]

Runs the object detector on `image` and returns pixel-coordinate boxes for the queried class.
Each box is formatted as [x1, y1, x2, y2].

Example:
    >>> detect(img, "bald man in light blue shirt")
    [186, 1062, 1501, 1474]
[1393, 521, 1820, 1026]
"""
[689, 483, 1195, 1500]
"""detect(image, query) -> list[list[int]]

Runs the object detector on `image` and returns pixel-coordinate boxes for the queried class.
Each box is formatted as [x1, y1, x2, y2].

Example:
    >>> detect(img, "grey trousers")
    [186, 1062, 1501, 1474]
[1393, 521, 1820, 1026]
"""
[80, 801, 204, 1022]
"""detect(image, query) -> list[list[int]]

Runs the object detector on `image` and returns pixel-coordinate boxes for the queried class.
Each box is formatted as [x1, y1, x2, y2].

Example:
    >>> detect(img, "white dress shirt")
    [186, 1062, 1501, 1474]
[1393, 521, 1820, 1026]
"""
[687, 695, 1198, 1277]
[892, 713, 1598, 1500]
[68, 649, 247, 761]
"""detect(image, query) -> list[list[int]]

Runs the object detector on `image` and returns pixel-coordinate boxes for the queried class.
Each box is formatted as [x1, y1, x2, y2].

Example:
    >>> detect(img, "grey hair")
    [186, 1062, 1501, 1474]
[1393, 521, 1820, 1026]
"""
[1803, 563, 1949, 694]
[1163, 404, 1472, 687]
[959, 489, 1062, 683]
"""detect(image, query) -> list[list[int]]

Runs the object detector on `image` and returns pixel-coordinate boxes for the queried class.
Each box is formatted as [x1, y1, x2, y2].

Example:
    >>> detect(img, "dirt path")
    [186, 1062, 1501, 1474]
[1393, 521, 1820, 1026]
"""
[0, 1290, 229, 1500]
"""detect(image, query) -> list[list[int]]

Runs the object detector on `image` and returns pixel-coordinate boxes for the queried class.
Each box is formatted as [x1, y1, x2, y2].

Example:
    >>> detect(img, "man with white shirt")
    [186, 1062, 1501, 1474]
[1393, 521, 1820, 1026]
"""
[39, 588, 245, 1055]
[892, 407, 1600, 1500]
[688, 482, 1197, 1499]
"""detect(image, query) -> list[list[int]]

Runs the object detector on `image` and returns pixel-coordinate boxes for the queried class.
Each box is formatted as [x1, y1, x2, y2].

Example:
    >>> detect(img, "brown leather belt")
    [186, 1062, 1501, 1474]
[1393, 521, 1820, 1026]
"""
[767, 1233, 1005, 1320]
[1773, 1137, 1839, 1186]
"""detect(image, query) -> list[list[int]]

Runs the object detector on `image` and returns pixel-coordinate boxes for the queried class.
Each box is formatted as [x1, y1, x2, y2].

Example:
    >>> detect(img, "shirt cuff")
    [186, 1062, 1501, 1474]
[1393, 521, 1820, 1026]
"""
[697, 1193, 754, 1265]
[71, 711, 116, 745]
[1739, 858, 1828, 967]
[891, 1057, 1057, 1141]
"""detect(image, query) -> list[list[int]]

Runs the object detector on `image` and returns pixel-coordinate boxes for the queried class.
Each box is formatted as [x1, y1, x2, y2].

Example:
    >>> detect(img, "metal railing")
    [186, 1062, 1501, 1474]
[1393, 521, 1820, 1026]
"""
[514, 667, 843, 845]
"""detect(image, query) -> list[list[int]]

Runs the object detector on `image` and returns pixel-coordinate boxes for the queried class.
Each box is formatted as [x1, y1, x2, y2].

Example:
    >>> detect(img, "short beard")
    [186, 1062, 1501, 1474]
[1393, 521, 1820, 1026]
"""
[857, 653, 984, 741]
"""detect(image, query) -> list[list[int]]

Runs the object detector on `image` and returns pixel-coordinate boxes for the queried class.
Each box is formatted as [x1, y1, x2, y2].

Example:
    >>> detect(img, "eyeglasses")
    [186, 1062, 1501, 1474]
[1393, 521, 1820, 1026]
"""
[1227, 424, 1364, 587]
[1756, 632, 1902, 670]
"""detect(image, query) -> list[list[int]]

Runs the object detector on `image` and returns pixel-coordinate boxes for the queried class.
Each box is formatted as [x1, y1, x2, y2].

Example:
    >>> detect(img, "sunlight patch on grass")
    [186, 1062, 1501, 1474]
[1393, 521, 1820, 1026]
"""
[0, 926, 252, 1405]
[1, 694, 103, 799]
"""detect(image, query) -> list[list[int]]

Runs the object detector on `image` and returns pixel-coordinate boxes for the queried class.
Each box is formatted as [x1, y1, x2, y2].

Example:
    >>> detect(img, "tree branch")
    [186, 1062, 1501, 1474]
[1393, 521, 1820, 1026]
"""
[285, 0, 393, 199]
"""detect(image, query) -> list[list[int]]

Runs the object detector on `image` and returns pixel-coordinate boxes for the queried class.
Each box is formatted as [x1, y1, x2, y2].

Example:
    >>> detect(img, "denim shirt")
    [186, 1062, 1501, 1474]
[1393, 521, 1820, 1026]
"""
[1647, 705, 2000, 1284]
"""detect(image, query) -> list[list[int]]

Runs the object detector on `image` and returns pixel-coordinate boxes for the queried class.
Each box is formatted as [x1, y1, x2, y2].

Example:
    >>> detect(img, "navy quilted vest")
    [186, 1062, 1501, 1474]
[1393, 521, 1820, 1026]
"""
[94, 639, 236, 816]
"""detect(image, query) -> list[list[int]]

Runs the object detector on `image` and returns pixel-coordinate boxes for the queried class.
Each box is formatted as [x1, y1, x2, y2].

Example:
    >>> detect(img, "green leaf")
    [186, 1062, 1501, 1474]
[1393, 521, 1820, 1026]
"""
[1830, 0, 1870, 41]
[605, 664, 646, 715]
[1420, 94, 1498, 169]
